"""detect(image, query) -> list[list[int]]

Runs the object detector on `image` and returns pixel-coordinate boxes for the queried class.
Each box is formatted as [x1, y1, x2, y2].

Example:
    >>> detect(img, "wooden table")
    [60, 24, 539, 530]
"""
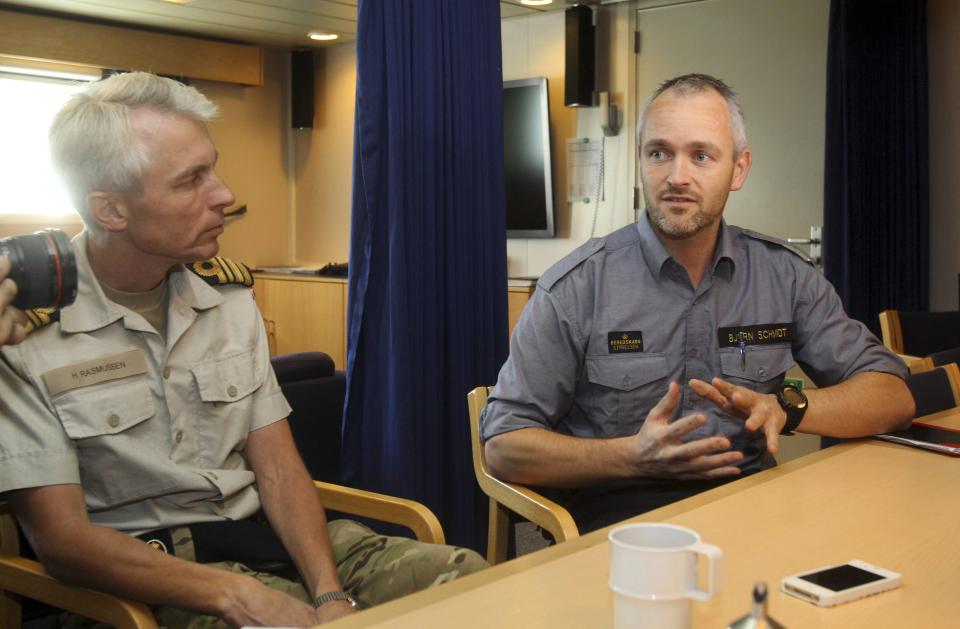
[326, 410, 960, 628]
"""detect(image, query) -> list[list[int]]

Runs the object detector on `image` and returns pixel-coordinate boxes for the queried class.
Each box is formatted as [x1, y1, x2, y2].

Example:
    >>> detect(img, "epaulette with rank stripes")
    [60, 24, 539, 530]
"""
[23, 307, 60, 335]
[188, 256, 254, 287]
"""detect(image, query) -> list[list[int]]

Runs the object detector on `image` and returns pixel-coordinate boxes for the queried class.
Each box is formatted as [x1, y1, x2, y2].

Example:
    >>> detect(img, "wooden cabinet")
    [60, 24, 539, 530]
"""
[253, 274, 347, 368]
[507, 281, 536, 338]
[253, 275, 535, 368]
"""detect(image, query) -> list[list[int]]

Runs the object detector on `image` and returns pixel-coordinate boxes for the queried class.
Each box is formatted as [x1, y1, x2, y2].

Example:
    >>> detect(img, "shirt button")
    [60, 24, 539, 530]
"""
[758, 368, 767, 377]
[174, 430, 184, 444]
[227, 385, 238, 398]
[163, 366, 171, 379]
[107, 413, 120, 428]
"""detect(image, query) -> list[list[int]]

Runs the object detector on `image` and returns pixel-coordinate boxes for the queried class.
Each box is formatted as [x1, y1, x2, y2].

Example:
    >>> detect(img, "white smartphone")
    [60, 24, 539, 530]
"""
[781, 560, 901, 607]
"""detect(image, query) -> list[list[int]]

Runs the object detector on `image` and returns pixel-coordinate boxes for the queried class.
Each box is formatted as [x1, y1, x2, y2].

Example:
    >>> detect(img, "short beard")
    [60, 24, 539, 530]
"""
[645, 202, 714, 239]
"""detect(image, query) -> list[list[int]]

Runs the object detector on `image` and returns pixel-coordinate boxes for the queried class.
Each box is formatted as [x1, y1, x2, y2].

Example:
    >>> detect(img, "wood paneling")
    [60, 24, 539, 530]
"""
[254, 275, 532, 367]
[254, 275, 346, 368]
[0, 9, 262, 85]
[507, 284, 535, 339]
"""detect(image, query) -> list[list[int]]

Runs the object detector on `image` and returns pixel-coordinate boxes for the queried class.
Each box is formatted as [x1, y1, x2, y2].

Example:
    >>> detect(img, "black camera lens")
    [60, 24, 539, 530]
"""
[0, 229, 78, 310]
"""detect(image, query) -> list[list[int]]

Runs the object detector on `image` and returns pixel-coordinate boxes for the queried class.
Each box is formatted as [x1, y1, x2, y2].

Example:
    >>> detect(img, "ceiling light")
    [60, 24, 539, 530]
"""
[520, 0, 554, 6]
[308, 32, 339, 41]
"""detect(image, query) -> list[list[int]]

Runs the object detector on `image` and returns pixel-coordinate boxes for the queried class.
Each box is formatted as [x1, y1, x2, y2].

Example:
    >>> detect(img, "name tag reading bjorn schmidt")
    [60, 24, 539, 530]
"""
[717, 323, 796, 347]
[42, 349, 148, 396]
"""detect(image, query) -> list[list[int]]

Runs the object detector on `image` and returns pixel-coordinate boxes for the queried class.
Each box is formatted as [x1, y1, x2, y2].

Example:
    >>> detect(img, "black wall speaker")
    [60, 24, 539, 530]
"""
[291, 50, 315, 129]
[565, 5, 595, 107]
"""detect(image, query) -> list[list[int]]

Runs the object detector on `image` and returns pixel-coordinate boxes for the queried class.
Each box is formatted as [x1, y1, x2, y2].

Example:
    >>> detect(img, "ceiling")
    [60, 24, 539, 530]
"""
[0, 0, 573, 50]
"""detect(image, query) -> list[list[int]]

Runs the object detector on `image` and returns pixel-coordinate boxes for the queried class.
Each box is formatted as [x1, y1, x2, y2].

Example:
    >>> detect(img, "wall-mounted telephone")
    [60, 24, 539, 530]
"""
[599, 91, 620, 137]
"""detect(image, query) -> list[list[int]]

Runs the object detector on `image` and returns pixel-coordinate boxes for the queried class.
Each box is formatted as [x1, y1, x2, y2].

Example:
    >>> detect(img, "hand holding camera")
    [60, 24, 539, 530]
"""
[0, 257, 27, 346]
[0, 228, 79, 346]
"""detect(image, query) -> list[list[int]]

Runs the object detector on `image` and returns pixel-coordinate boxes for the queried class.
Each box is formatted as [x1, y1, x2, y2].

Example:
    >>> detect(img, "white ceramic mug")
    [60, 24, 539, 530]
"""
[608, 523, 723, 628]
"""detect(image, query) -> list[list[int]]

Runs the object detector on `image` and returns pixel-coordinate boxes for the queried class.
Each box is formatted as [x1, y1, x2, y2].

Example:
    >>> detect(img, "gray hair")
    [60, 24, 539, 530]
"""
[49, 72, 219, 228]
[637, 73, 748, 157]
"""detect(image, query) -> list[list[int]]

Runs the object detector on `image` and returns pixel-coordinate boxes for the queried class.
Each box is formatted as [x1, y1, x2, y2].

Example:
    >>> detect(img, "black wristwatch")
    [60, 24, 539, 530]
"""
[313, 590, 358, 609]
[776, 384, 808, 435]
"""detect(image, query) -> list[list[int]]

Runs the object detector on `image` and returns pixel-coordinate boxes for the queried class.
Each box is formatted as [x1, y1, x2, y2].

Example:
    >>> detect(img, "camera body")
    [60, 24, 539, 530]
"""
[0, 229, 78, 310]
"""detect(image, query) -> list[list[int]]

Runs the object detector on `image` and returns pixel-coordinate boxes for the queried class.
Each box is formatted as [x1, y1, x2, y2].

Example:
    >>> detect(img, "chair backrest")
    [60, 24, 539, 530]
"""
[879, 310, 960, 356]
[905, 363, 960, 419]
[467, 386, 578, 564]
[271, 352, 344, 483]
[920, 346, 960, 372]
[467, 387, 494, 485]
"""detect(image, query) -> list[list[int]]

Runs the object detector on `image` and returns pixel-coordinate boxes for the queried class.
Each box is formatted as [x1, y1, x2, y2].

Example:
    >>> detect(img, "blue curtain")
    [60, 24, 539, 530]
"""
[823, 0, 929, 333]
[342, 0, 508, 550]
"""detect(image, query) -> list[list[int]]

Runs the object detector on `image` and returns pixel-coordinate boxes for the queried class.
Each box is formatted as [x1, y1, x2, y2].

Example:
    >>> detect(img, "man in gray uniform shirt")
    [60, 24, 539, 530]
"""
[481, 74, 915, 533]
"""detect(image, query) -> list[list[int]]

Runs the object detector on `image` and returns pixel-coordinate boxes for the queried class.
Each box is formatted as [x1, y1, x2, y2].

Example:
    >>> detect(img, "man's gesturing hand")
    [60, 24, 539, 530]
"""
[689, 377, 787, 454]
[627, 382, 744, 480]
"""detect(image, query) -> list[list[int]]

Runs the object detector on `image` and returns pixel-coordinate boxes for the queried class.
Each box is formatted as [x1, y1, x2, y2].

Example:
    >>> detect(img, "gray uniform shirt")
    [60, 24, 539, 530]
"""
[482, 215, 907, 473]
[0, 232, 291, 535]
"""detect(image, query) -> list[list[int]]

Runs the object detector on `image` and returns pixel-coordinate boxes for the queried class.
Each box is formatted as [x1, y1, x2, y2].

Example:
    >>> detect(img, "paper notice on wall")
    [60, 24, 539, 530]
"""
[567, 138, 602, 205]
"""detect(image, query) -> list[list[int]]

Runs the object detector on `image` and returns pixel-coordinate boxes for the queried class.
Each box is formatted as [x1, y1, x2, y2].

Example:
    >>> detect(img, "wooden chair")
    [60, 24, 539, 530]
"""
[467, 386, 578, 565]
[0, 484, 443, 629]
[905, 363, 960, 418]
[0, 351, 445, 628]
[879, 310, 960, 357]
[918, 346, 960, 373]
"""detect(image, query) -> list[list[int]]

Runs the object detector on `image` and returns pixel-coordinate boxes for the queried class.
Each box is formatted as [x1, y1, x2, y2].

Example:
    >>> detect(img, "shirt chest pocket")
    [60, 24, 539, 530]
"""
[719, 345, 796, 393]
[54, 378, 155, 439]
[52, 378, 159, 508]
[191, 349, 264, 406]
[582, 354, 670, 435]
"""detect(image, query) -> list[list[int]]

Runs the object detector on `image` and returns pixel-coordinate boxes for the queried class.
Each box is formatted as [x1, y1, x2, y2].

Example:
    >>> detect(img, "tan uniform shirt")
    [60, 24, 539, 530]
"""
[0, 232, 291, 535]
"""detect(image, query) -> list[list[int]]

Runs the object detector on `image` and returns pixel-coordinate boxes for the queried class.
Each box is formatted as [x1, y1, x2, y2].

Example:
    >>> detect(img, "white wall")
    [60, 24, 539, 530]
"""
[927, 0, 960, 310]
[634, 0, 829, 244]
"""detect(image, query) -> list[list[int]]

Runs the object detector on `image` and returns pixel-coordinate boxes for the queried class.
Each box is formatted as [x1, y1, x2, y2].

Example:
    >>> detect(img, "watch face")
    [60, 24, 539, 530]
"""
[781, 386, 806, 408]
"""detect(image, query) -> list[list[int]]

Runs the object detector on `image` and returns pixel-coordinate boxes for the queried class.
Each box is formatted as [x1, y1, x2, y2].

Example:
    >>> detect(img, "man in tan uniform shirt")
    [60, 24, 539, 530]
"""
[0, 72, 484, 628]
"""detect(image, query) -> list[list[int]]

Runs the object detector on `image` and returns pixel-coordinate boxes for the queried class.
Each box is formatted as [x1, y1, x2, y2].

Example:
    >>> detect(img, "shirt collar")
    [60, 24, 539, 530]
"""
[712, 220, 738, 278]
[60, 231, 223, 333]
[635, 212, 738, 279]
[636, 211, 673, 277]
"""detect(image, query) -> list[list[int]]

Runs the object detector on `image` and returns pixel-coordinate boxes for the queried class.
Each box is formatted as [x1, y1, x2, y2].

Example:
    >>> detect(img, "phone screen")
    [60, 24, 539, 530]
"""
[797, 564, 885, 592]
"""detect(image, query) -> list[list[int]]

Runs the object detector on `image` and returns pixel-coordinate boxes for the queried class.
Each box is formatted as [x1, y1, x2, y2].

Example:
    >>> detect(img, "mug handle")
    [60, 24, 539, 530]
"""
[687, 542, 723, 601]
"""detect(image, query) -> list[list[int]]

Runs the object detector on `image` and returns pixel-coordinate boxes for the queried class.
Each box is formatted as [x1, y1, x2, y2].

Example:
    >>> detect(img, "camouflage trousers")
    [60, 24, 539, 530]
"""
[60, 519, 487, 629]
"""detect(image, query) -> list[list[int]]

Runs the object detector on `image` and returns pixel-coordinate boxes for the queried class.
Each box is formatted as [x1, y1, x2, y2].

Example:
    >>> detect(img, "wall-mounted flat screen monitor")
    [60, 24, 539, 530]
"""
[503, 77, 555, 238]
